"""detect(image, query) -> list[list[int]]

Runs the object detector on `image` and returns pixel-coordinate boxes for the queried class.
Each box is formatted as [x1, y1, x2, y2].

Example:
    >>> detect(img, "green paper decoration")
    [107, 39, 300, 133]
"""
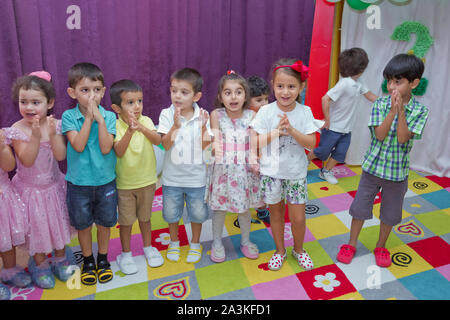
[391, 21, 434, 58]
[381, 77, 429, 96]
[346, 0, 371, 10]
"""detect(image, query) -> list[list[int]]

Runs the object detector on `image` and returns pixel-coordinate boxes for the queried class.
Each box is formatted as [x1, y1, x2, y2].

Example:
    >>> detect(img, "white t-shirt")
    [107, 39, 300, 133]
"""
[157, 103, 212, 187]
[249, 101, 323, 179]
[327, 77, 369, 133]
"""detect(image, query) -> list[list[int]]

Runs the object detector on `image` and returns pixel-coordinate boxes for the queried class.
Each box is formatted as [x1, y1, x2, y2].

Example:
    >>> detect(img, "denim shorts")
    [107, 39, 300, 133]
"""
[314, 129, 351, 163]
[162, 185, 209, 224]
[66, 179, 118, 230]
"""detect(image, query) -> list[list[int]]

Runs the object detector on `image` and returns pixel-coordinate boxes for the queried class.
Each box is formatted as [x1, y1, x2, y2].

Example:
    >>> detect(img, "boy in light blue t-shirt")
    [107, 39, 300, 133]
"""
[62, 62, 117, 286]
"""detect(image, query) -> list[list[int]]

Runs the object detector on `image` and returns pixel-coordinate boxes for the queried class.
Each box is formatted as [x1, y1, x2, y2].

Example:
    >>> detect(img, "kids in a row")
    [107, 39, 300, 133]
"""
[0, 51, 428, 297]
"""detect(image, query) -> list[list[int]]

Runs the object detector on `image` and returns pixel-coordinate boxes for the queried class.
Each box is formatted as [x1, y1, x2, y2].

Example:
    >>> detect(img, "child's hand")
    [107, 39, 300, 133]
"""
[173, 108, 181, 129]
[31, 115, 41, 139]
[322, 119, 330, 130]
[277, 114, 290, 136]
[0, 129, 5, 150]
[48, 115, 57, 137]
[199, 108, 209, 128]
[127, 111, 139, 133]
[391, 90, 402, 114]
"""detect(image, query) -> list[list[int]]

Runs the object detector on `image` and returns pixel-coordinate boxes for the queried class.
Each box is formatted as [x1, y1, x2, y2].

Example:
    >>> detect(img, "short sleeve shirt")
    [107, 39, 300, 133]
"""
[157, 103, 212, 187]
[62, 104, 117, 186]
[327, 77, 369, 133]
[249, 101, 323, 179]
[114, 115, 158, 190]
[362, 95, 429, 181]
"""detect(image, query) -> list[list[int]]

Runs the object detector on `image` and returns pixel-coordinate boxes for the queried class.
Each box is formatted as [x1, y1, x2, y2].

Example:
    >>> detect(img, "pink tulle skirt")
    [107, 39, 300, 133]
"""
[0, 173, 28, 253]
[12, 173, 75, 256]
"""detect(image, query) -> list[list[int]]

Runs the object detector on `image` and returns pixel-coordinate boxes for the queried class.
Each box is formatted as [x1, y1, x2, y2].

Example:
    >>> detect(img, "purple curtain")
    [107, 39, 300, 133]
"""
[0, 0, 315, 127]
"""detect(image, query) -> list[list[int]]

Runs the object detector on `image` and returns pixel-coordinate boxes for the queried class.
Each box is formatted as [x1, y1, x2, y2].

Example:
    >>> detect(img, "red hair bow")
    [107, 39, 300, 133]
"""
[273, 60, 309, 81]
[227, 70, 236, 75]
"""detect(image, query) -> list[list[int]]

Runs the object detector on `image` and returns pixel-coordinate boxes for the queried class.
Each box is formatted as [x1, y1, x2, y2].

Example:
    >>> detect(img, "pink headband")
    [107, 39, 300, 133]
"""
[29, 70, 52, 82]
[273, 60, 309, 81]
[227, 70, 236, 75]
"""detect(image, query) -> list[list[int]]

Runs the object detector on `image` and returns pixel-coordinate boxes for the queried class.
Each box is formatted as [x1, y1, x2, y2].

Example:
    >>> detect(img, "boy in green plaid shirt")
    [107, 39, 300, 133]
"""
[337, 54, 429, 268]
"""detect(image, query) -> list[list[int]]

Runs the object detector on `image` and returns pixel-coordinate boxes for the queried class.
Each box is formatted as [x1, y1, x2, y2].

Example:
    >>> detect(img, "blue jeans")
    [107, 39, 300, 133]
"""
[66, 179, 118, 230]
[162, 185, 208, 224]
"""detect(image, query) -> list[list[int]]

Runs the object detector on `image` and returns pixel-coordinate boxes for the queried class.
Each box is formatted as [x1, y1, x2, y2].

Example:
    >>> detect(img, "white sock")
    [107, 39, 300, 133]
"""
[212, 210, 226, 248]
[170, 241, 180, 247]
[238, 211, 252, 246]
[121, 251, 132, 258]
[190, 242, 201, 249]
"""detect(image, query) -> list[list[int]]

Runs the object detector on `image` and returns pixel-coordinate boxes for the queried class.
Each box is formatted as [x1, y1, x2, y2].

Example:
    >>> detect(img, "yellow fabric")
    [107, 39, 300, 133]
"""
[115, 115, 158, 189]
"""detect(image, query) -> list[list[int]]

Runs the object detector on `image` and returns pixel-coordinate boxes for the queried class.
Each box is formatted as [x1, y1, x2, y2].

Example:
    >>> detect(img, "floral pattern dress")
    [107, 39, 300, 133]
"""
[205, 108, 263, 213]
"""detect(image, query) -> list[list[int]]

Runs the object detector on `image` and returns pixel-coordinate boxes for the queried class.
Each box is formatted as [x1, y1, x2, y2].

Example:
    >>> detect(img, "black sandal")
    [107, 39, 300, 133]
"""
[97, 260, 113, 284]
[80, 262, 97, 286]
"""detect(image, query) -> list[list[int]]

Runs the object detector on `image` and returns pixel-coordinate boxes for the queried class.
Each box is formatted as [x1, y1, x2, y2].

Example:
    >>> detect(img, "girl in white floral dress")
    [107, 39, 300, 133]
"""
[205, 71, 264, 263]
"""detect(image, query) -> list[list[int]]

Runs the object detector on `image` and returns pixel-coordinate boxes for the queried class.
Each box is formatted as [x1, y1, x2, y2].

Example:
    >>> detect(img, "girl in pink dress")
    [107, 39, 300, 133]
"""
[205, 71, 264, 263]
[8, 71, 75, 289]
[0, 129, 31, 300]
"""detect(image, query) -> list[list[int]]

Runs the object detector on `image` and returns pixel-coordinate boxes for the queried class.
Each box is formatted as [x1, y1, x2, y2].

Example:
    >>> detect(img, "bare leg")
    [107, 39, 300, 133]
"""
[96, 225, 111, 255]
[268, 201, 286, 255]
[78, 226, 93, 257]
[190, 222, 202, 244]
[375, 221, 393, 248]
[139, 220, 152, 248]
[169, 222, 179, 242]
[325, 157, 339, 171]
[120, 225, 133, 252]
[287, 203, 306, 253]
[348, 218, 365, 248]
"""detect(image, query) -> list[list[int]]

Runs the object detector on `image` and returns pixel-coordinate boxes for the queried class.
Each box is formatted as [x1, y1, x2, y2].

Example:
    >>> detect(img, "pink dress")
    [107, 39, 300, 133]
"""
[0, 129, 28, 253]
[5, 123, 74, 256]
[205, 108, 263, 213]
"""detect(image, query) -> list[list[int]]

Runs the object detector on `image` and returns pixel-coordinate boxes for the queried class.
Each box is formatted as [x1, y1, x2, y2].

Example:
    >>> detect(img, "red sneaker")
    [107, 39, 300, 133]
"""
[374, 247, 392, 267]
[336, 244, 356, 264]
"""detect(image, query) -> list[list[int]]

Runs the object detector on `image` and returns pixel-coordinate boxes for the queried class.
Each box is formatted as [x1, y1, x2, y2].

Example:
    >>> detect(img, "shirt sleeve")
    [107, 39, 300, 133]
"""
[143, 116, 157, 131]
[61, 110, 77, 134]
[105, 111, 117, 136]
[409, 105, 429, 140]
[326, 78, 347, 102]
[157, 109, 173, 134]
[302, 106, 324, 135]
[368, 98, 385, 128]
[249, 106, 269, 134]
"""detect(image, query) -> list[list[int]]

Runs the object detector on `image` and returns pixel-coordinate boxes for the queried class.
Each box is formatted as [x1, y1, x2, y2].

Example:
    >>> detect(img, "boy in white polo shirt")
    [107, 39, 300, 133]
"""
[158, 68, 212, 264]
[308, 48, 378, 184]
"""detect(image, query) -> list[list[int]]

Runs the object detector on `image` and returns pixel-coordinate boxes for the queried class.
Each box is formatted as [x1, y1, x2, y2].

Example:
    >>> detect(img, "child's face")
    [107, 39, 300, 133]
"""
[67, 77, 106, 109]
[386, 77, 419, 102]
[220, 80, 246, 115]
[272, 71, 305, 111]
[249, 94, 268, 111]
[117, 91, 143, 124]
[170, 79, 201, 112]
[18, 88, 54, 124]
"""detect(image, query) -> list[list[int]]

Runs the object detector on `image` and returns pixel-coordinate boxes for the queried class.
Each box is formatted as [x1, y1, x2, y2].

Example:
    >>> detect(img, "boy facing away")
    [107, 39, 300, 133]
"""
[337, 53, 429, 268]
[62, 62, 117, 285]
[110, 80, 163, 275]
[308, 48, 378, 184]
[157, 68, 212, 264]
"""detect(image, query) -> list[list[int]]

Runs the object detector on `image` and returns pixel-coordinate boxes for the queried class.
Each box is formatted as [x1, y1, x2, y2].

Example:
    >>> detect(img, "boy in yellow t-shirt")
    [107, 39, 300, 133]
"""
[111, 80, 163, 274]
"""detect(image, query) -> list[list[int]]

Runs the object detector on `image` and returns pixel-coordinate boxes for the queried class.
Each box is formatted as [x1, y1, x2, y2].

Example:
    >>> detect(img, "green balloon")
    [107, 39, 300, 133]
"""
[347, 0, 371, 10]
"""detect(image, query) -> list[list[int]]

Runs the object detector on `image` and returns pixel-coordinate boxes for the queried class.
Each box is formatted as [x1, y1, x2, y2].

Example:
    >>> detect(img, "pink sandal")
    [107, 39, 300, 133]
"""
[268, 250, 287, 271]
[374, 247, 392, 268]
[336, 244, 356, 264]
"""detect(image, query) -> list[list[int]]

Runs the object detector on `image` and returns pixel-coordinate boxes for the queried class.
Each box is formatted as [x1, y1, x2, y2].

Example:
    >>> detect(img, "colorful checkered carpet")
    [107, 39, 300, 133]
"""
[6, 162, 450, 300]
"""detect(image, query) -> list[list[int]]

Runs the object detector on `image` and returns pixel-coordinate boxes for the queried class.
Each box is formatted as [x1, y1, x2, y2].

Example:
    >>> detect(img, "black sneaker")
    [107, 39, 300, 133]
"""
[256, 208, 270, 224]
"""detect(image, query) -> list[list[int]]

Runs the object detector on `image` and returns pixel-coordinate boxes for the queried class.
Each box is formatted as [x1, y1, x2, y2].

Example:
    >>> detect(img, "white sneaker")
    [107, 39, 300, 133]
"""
[117, 253, 138, 275]
[319, 168, 338, 184]
[144, 246, 164, 267]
